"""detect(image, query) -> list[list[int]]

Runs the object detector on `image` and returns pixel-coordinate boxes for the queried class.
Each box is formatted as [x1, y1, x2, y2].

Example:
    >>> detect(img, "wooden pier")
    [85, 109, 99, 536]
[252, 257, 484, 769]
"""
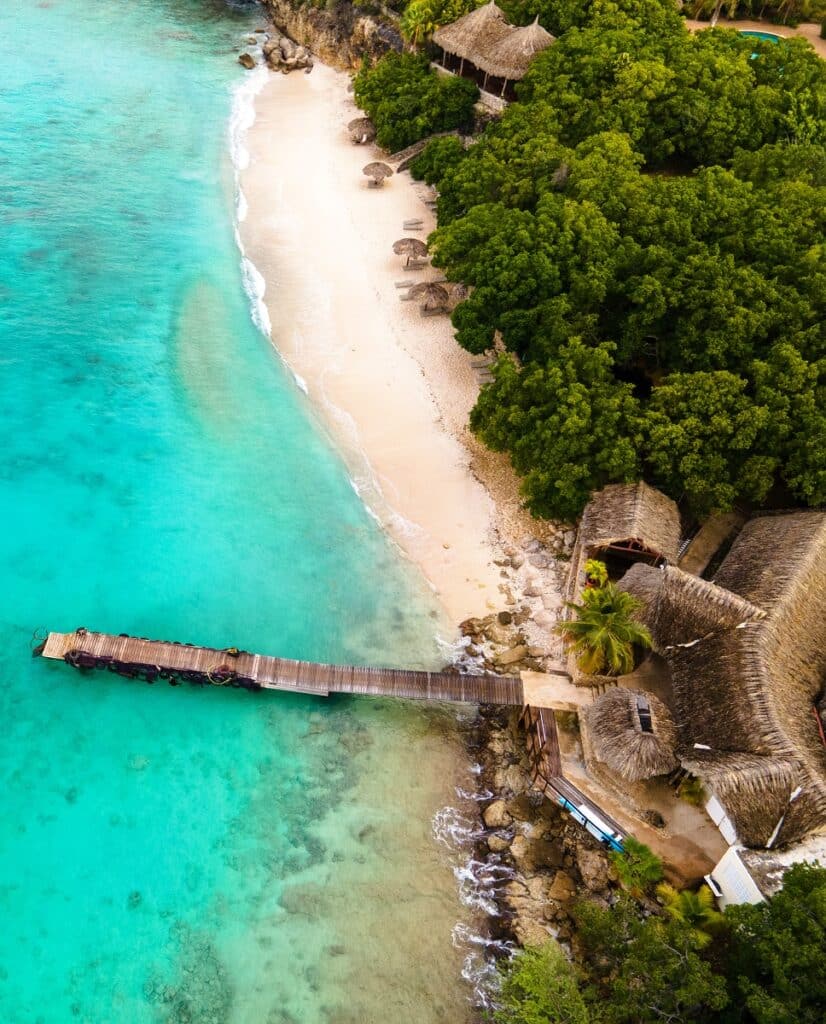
[38, 629, 524, 705]
[38, 629, 630, 851]
[521, 705, 629, 850]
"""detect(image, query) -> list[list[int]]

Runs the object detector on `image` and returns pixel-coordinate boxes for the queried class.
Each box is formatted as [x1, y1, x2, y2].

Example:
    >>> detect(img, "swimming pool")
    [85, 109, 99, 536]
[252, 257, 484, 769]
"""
[740, 29, 782, 44]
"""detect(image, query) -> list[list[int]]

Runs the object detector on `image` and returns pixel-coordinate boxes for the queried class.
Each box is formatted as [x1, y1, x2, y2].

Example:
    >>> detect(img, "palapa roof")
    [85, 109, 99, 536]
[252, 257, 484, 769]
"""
[481, 19, 556, 82]
[433, 3, 507, 59]
[619, 511, 826, 848]
[579, 481, 681, 563]
[619, 563, 765, 652]
[585, 687, 679, 782]
[433, 3, 554, 82]
[681, 751, 803, 848]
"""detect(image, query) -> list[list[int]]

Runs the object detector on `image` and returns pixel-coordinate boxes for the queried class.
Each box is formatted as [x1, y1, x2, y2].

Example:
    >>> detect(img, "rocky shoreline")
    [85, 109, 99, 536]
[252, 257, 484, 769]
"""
[261, 0, 402, 70]
[466, 705, 619, 952]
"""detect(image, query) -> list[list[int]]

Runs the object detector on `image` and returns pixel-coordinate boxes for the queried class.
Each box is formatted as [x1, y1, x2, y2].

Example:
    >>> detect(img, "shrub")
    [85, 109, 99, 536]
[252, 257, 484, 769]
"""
[410, 135, 467, 184]
[609, 837, 663, 896]
[493, 943, 590, 1024]
[353, 53, 478, 152]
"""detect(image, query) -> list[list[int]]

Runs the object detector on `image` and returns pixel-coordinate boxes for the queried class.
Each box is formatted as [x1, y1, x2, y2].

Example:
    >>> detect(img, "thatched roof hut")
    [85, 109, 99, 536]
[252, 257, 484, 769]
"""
[579, 482, 681, 565]
[478, 19, 556, 82]
[680, 751, 804, 849]
[433, 2, 508, 61]
[585, 688, 679, 782]
[618, 511, 826, 849]
[433, 3, 554, 85]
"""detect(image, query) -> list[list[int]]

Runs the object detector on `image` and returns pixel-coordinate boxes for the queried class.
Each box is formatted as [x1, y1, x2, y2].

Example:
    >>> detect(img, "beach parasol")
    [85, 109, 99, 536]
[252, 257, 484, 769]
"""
[348, 117, 376, 144]
[392, 237, 429, 265]
[363, 162, 393, 187]
[408, 282, 449, 311]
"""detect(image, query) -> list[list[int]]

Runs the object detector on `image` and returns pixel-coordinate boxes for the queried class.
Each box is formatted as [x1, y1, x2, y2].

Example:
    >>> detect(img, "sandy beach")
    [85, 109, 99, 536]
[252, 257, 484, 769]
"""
[240, 62, 541, 625]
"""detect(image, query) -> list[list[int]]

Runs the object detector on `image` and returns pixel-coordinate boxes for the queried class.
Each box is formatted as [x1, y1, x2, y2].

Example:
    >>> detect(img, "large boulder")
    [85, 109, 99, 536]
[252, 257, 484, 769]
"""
[482, 799, 512, 829]
[263, 31, 314, 73]
[547, 870, 577, 903]
[510, 833, 564, 874]
[575, 846, 612, 893]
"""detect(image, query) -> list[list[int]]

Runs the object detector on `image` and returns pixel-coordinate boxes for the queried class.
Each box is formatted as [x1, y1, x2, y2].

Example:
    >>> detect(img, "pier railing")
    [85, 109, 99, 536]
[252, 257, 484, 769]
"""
[520, 704, 628, 852]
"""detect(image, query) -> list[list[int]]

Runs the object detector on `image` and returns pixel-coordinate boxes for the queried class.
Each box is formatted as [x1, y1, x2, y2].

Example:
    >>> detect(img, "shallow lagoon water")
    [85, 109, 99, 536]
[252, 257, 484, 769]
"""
[0, 1, 475, 1020]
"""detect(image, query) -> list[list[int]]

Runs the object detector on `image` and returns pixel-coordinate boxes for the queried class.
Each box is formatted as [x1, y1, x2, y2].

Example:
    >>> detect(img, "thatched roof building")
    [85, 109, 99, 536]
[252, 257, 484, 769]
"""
[620, 563, 765, 651]
[585, 688, 679, 782]
[433, 2, 508, 59]
[433, 3, 555, 91]
[619, 511, 826, 849]
[579, 482, 681, 565]
[479, 19, 556, 82]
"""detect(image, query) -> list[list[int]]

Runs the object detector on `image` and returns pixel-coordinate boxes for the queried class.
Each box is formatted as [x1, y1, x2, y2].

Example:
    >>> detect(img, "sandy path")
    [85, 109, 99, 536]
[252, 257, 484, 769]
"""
[240, 63, 509, 624]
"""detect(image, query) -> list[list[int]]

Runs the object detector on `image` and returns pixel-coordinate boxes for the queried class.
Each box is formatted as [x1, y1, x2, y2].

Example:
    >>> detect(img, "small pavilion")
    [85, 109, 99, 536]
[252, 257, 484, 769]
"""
[432, 2, 555, 101]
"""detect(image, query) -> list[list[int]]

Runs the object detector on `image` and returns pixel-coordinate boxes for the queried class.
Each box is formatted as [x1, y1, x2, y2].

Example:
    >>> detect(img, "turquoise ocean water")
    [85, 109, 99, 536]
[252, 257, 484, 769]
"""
[0, 2, 475, 1020]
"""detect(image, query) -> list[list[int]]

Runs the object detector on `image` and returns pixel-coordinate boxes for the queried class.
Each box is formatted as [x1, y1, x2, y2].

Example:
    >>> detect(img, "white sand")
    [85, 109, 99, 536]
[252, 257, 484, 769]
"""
[240, 63, 509, 624]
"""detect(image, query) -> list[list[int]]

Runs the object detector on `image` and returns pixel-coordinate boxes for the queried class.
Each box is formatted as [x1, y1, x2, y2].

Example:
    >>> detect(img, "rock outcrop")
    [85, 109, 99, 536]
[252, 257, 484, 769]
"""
[469, 706, 619, 951]
[263, 29, 314, 73]
[263, 0, 403, 71]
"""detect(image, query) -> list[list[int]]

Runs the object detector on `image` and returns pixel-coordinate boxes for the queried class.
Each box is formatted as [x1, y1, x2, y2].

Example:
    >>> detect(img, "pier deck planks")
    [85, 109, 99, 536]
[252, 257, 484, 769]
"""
[40, 630, 524, 705]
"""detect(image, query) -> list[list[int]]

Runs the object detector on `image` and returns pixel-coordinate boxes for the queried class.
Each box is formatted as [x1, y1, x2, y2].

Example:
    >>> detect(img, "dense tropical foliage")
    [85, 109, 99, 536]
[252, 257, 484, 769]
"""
[403, 0, 826, 520]
[493, 863, 826, 1024]
[353, 52, 477, 151]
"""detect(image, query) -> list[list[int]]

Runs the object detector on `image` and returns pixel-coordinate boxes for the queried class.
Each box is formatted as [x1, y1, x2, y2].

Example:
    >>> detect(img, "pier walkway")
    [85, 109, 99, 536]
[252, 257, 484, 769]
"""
[39, 629, 630, 851]
[521, 705, 629, 851]
[39, 629, 524, 705]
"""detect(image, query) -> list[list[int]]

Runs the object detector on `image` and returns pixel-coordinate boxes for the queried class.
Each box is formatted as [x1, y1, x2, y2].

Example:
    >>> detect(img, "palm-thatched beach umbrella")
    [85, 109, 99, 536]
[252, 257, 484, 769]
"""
[348, 117, 376, 144]
[362, 161, 393, 187]
[408, 281, 449, 312]
[393, 237, 429, 265]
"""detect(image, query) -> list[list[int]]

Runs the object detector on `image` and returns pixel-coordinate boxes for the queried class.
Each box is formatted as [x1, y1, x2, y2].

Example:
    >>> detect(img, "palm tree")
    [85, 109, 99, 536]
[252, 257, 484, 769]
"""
[556, 582, 651, 675]
[656, 883, 725, 947]
[400, 0, 440, 46]
[584, 558, 609, 588]
[610, 837, 664, 898]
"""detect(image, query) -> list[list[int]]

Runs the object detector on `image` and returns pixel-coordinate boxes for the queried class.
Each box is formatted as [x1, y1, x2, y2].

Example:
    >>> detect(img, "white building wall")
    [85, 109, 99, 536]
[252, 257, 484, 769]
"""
[705, 847, 766, 909]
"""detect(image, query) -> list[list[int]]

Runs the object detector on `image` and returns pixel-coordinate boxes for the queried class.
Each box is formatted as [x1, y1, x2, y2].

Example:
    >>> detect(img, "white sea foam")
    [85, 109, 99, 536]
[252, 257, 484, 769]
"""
[456, 786, 494, 802]
[229, 61, 274, 342]
[229, 63, 268, 172]
[433, 806, 485, 849]
[433, 797, 517, 1007]
[453, 923, 513, 1008]
[236, 184, 248, 223]
[240, 255, 272, 336]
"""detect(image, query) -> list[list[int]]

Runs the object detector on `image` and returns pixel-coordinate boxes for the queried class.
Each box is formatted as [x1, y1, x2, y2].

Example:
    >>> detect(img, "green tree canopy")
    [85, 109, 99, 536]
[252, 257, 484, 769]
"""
[574, 894, 729, 1023]
[723, 862, 826, 1024]
[470, 341, 641, 519]
[493, 943, 590, 1024]
[643, 371, 776, 515]
[353, 53, 477, 152]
